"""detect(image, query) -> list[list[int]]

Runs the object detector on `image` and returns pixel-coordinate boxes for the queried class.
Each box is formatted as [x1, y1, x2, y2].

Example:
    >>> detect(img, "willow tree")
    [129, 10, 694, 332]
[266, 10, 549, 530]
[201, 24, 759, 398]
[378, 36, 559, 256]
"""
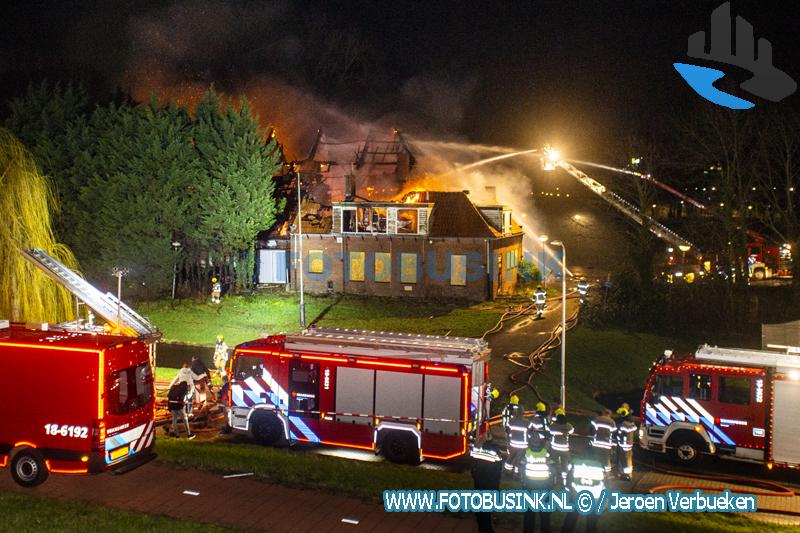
[0, 128, 78, 322]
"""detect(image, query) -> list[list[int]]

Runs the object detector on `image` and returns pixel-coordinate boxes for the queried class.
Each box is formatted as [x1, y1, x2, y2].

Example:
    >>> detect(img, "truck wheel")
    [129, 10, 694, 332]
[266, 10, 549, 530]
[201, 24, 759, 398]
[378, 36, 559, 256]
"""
[11, 449, 49, 488]
[753, 268, 766, 280]
[381, 431, 420, 465]
[669, 433, 704, 464]
[251, 412, 284, 446]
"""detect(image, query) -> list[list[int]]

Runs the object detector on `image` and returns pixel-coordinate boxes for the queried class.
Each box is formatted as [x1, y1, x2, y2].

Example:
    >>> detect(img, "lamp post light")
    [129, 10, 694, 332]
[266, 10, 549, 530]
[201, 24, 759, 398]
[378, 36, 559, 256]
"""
[294, 167, 306, 329]
[550, 240, 567, 409]
[678, 244, 691, 265]
[171, 241, 181, 300]
[111, 266, 129, 333]
[538, 234, 549, 289]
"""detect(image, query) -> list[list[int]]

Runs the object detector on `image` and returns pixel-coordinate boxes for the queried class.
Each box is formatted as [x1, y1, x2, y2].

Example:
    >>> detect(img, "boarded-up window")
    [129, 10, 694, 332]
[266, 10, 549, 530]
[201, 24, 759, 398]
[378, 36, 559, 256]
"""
[401, 253, 417, 283]
[308, 250, 324, 274]
[450, 254, 467, 286]
[349, 252, 365, 281]
[375, 252, 391, 283]
[505, 250, 518, 270]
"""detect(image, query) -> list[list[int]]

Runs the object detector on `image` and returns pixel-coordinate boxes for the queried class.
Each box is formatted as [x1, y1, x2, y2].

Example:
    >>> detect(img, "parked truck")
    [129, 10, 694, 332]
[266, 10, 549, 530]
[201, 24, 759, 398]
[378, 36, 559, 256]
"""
[0, 248, 161, 487]
[227, 327, 492, 463]
[0, 321, 156, 486]
[640, 344, 800, 469]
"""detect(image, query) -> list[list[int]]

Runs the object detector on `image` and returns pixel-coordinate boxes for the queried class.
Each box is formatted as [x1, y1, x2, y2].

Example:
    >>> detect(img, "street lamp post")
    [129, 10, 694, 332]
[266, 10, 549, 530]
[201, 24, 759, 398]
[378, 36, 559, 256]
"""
[171, 241, 181, 300]
[550, 240, 567, 409]
[538, 234, 549, 289]
[295, 169, 306, 329]
[111, 266, 129, 333]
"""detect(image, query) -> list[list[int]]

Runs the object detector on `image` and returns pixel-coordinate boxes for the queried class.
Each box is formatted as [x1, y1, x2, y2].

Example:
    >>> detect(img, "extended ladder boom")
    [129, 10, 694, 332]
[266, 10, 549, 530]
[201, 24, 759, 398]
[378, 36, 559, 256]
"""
[22, 248, 160, 339]
[556, 161, 695, 249]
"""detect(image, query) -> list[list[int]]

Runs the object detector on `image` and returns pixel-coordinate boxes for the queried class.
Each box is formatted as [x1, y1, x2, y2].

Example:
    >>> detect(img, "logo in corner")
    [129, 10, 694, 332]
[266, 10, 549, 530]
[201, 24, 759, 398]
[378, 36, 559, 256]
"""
[674, 2, 796, 109]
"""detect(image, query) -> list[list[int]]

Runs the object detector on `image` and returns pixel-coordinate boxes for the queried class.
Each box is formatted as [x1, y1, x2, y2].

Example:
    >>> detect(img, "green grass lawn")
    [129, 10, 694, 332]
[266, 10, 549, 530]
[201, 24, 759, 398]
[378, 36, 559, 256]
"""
[0, 492, 235, 532]
[138, 293, 506, 346]
[156, 437, 472, 500]
[512, 325, 698, 413]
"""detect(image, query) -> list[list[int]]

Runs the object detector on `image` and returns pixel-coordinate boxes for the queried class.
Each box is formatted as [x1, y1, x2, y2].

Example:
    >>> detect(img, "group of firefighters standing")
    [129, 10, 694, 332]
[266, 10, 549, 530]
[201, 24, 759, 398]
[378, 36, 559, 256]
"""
[471, 392, 637, 533]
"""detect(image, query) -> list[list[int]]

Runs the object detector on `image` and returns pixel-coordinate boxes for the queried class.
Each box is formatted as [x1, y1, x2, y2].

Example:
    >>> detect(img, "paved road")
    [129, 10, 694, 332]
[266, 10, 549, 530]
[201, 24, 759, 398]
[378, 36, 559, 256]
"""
[485, 292, 580, 399]
[0, 461, 512, 533]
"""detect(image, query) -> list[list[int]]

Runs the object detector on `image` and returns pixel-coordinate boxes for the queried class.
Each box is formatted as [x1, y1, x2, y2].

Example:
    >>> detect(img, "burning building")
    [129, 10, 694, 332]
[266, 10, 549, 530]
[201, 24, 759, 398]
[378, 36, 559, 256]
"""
[257, 131, 524, 300]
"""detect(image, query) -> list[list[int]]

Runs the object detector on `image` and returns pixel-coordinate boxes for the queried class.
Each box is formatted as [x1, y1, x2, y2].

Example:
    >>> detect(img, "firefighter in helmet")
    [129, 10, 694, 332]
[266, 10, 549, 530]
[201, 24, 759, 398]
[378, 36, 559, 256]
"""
[210, 277, 222, 304]
[616, 403, 637, 480]
[527, 401, 550, 444]
[470, 436, 504, 533]
[548, 406, 573, 485]
[590, 408, 616, 476]
[502, 394, 527, 475]
[521, 430, 554, 533]
[213, 334, 229, 377]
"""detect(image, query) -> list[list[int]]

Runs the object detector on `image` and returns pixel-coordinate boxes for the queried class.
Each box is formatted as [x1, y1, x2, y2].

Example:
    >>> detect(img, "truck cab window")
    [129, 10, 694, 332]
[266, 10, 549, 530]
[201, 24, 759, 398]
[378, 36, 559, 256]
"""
[689, 374, 712, 401]
[235, 356, 264, 380]
[289, 360, 319, 413]
[107, 363, 153, 415]
[719, 376, 751, 405]
[651, 374, 683, 402]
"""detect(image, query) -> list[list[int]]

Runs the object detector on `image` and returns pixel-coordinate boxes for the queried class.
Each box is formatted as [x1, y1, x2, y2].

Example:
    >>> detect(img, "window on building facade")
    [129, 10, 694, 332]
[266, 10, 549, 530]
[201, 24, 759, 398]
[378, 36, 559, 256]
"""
[401, 253, 418, 283]
[374, 252, 391, 283]
[349, 251, 365, 281]
[373, 208, 387, 232]
[342, 208, 356, 232]
[397, 209, 419, 234]
[308, 250, 324, 273]
[450, 255, 467, 286]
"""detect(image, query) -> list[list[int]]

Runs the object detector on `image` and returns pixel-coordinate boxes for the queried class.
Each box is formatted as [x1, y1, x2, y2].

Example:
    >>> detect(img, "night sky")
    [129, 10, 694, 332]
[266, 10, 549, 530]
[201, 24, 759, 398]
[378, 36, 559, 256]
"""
[4, 1, 798, 158]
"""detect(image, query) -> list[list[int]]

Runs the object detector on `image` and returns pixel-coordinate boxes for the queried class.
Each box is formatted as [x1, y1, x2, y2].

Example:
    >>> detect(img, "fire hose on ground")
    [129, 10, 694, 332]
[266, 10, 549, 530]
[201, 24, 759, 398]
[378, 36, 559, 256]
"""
[643, 460, 800, 518]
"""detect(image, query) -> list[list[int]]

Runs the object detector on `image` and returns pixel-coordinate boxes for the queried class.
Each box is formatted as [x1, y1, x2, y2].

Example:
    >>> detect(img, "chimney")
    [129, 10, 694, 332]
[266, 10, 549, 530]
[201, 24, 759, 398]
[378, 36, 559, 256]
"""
[484, 186, 498, 204]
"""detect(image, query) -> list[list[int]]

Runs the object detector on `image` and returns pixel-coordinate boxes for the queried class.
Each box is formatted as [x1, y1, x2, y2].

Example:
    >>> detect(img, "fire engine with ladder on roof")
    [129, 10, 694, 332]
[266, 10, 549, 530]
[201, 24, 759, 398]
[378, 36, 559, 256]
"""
[227, 327, 492, 463]
[0, 249, 160, 487]
[640, 344, 800, 469]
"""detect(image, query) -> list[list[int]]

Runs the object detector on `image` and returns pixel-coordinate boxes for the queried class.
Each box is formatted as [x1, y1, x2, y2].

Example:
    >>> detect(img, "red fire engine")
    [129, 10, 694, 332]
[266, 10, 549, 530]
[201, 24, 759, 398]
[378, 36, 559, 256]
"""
[640, 344, 800, 469]
[747, 234, 792, 280]
[227, 327, 491, 463]
[0, 249, 161, 487]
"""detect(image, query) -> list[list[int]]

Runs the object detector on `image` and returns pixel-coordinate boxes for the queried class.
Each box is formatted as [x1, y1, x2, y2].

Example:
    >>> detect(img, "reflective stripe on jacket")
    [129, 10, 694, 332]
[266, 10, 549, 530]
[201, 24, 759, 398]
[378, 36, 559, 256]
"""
[590, 416, 616, 449]
[616, 420, 637, 450]
[549, 422, 574, 452]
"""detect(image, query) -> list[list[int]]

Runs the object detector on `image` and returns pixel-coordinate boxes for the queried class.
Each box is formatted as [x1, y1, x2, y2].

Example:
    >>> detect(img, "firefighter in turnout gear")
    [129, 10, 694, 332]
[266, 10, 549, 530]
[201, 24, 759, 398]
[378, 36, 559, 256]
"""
[616, 404, 637, 480]
[562, 458, 606, 533]
[533, 285, 547, 319]
[210, 277, 222, 304]
[590, 409, 617, 476]
[502, 395, 527, 475]
[527, 401, 550, 443]
[521, 431, 554, 533]
[548, 407, 573, 484]
[470, 437, 504, 533]
[213, 334, 229, 376]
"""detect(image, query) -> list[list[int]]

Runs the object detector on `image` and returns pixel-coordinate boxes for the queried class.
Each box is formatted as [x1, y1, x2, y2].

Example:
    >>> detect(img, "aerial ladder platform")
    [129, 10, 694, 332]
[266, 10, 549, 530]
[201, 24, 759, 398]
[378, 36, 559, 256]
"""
[547, 157, 695, 250]
[22, 248, 160, 339]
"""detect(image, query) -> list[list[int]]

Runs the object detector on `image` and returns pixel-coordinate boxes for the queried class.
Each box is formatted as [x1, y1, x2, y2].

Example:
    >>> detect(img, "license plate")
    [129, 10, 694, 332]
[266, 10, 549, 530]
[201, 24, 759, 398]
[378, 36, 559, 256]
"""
[109, 445, 129, 461]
